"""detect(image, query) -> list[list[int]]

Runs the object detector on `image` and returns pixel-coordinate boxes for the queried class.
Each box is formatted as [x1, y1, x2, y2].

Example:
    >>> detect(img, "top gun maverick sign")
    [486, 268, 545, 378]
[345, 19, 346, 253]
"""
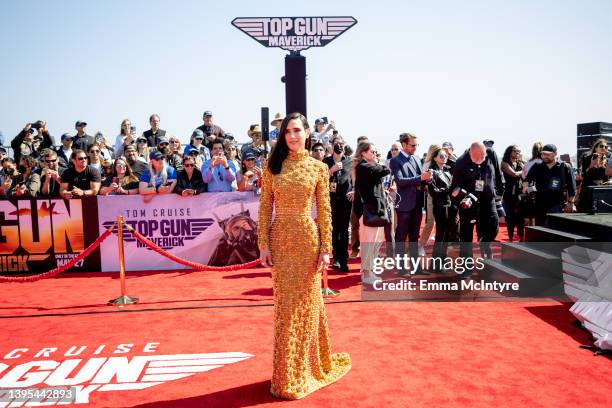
[232, 16, 357, 120]
[232, 17, 357, 52]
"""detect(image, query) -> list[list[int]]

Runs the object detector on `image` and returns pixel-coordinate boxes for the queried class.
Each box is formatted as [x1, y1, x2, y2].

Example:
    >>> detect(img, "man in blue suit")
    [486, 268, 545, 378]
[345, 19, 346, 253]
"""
[390, 133, 432, 274]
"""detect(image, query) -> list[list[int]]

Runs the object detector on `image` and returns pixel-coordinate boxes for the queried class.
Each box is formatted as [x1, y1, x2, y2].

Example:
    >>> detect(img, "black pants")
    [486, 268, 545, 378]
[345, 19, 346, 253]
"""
[395, 206, 423, 260]
[432, 204, 458, 261]
[332, 199, 351, 265]
[503, 195, 524, 240]
[535, 204, 563, 226]
[459, 200, 499, 272]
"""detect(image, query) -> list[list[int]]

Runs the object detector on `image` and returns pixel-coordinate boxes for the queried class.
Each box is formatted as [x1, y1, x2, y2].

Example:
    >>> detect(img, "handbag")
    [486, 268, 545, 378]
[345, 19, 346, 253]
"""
[362, 181, 391, 227]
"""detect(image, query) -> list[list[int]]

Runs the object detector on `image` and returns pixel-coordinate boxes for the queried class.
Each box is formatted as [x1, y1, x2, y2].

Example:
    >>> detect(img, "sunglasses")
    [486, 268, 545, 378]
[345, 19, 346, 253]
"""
[597, 144, 608, 149]
[90, 150, 100, 153]
[158, 143, 169, 147]
[391, 148, 400, 151]
[438, 154, 448, 159]
[76, 157, 87, 161]
[183, 163, 194, 168]
[138, 140, 147, 143]
[44, 159, 57, 163]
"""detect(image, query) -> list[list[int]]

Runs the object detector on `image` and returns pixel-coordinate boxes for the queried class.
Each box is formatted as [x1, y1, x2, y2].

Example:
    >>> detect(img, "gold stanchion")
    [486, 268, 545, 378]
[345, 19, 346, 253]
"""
[109, 216, 138, 306]
[321, 266, 340, 298]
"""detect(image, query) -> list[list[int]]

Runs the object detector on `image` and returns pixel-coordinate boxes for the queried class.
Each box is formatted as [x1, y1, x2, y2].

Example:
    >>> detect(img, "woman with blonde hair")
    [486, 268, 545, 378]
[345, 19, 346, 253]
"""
[114, 119, 134, 156]
[135, 136, 151, 163]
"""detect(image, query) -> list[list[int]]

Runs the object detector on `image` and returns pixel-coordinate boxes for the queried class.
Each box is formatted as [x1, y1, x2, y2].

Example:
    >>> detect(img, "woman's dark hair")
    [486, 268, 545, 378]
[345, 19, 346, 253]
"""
[502, 145, 520, 164]
[427, 146, 445, 169]
[267, 112, 309, 175]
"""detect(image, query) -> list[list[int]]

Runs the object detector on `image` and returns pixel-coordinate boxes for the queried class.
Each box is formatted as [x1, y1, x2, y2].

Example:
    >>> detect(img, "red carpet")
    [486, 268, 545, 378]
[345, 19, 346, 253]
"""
[3, 227, 611, 407]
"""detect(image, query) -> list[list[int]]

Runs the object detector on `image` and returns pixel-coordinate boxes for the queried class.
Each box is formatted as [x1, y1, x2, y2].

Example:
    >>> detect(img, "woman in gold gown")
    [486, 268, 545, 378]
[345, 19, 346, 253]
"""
[258, 112, 351, 400]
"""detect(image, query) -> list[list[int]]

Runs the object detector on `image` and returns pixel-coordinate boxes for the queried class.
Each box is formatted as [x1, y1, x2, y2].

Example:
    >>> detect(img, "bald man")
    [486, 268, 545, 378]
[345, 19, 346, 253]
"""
[450, 142, 504, 278]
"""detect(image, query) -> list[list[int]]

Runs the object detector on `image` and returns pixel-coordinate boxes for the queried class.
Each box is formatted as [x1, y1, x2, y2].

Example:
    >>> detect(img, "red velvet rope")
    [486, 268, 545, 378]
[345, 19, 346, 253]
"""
[0, 226, 115, 283]
[124, 224, 261, 271]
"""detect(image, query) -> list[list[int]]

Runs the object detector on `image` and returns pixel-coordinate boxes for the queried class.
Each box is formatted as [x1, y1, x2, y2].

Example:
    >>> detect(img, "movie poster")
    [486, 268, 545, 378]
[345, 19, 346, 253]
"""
[97, 193, 260, 272]
[0, 198, 101, 274]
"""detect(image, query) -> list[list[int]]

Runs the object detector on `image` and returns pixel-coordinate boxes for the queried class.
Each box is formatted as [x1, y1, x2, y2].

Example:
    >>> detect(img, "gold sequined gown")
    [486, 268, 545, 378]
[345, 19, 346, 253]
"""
[258, 149, 351, 400]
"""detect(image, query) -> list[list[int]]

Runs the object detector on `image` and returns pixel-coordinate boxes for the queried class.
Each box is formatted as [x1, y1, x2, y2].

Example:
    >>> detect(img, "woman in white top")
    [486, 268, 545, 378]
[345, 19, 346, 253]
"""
[114, 119, 133, 157]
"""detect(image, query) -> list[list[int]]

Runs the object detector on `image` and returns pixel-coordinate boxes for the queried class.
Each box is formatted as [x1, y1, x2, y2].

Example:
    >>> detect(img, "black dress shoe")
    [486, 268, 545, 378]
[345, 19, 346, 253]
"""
[331, 261, 341, 270]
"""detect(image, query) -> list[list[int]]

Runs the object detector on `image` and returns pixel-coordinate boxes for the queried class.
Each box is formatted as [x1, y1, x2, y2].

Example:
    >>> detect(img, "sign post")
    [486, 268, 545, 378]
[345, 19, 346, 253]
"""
[232, 16, 357, 117]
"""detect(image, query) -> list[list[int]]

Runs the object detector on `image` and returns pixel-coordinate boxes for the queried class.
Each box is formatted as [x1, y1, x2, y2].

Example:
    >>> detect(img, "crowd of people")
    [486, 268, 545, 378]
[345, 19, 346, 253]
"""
[2, 112, 611, 279]
[0, 111, 283, 198]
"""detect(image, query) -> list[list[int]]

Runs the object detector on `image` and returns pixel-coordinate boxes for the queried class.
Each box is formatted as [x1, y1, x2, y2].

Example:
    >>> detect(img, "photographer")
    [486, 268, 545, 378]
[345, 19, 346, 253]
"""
[39, 150, 64, 197]
[59, 150, 101, 199]
[450, 142, 505, 275]
[11, 121, 55, 162]
[7, 155, 41, 198]
[525, 144, 576, 225]
[202, 140, 236, 192]
[0, 159, 17, 196]
[311, 118, 335, 148]
[577, 138, 610, 212]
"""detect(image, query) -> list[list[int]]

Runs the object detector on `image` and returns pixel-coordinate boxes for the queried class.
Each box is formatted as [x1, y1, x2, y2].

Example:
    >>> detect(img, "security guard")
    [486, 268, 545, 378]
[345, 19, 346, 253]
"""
[524, 144, 576, 225]
[450, 142, 504, 277]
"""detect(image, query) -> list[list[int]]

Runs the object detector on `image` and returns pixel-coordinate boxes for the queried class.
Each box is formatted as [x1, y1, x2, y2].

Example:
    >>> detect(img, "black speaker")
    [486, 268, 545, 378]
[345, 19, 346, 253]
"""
[284, 53, 307, 117]
[261, 107, 269, 142]
[577, 122, 612, 136]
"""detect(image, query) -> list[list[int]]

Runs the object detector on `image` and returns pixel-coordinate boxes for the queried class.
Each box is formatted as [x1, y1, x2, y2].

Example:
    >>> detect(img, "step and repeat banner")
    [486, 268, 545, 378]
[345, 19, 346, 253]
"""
[0, 193, 260, 273]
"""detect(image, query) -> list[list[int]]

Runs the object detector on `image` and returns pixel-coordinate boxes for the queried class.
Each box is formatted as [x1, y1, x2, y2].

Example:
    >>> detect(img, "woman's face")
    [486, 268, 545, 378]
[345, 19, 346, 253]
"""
[363, 146, 377, 163]
[243, 157, 255, 169]
[226, 146, 237, 158]
[284, 119, 308, 153]
[122, 122, 131, 132]
[115, 161, 127, 174]
[151, 158, 163, 171]
[435, 150, 448, 167]
[511, 149, 521, 160]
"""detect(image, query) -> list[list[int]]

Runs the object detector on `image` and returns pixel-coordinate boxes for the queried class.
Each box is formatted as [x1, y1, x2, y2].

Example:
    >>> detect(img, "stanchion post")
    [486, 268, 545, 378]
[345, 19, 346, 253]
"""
[321, 265, 339, 298]
[109, 215, 139, 306]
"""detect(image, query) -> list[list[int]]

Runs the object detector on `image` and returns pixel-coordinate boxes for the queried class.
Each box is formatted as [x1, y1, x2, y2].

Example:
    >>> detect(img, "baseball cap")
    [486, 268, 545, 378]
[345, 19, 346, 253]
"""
[136, 136, 148, 143]
[61, 133, 73, 141]
[192, 129, 204, 139]
[75, 120, 87, 128]
[315, 118, 324, 125]
[149, 150, 164, 161]
[483, 139, 494, 147]
[541, 144, 557, 154]
[243, 151, 256, 161]
[442, 142, 453, 149]
[203, 111, 213, 117]
[224, 132, 234, 140]
[188, 147, 200, 155]
[157, 136, 169, 145]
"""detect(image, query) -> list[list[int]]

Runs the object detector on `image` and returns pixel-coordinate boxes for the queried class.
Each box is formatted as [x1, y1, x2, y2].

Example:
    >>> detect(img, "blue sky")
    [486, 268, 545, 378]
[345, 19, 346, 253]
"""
[1, 0, 611, 160]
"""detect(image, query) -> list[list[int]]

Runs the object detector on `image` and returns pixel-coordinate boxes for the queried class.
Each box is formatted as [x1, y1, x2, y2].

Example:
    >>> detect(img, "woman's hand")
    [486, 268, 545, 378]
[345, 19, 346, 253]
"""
[318, 252, 330, 271]
[260, 248, 273, 267]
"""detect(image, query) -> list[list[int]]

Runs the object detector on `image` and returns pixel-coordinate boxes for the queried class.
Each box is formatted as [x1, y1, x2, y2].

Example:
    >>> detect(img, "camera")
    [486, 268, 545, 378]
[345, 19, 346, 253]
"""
[453, 187, 478, 209]
[31, 121, 42, 130]
[6, 167, 15, 177]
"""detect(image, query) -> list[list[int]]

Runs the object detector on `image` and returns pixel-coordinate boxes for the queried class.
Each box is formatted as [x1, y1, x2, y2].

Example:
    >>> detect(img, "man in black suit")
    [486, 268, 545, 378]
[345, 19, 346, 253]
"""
[389, 133, 432, 274]
[143, 113, 166, 147]
[323, 136, 353, 272]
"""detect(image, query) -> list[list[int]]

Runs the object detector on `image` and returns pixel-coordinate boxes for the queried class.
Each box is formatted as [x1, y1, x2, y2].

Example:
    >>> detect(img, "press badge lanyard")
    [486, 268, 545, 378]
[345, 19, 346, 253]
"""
[475, 164, 484, 192]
